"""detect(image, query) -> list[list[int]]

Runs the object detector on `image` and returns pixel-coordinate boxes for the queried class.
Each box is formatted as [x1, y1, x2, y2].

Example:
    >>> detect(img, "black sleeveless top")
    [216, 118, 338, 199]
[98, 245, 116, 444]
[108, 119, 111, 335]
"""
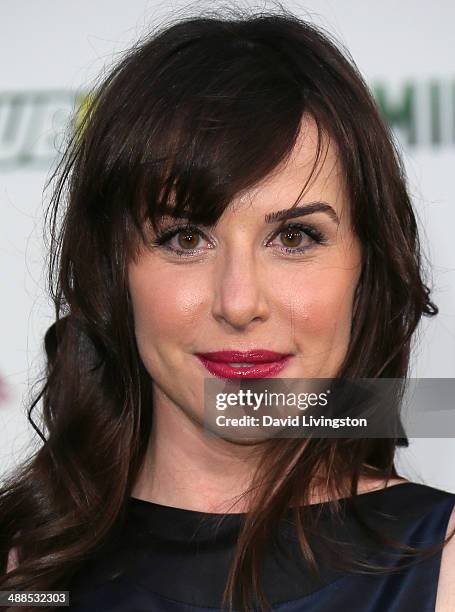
[68, 482, 455, 611]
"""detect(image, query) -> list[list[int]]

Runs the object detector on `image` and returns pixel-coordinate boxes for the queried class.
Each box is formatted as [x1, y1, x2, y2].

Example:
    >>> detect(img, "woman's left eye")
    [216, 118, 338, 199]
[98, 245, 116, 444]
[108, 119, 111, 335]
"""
[151, 222, 327, 257]
[268, 223, 327, 254]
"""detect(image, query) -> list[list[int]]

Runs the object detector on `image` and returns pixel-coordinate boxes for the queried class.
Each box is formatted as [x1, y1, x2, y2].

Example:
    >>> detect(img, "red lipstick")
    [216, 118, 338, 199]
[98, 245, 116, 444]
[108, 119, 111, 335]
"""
[195, 349, 293, 379]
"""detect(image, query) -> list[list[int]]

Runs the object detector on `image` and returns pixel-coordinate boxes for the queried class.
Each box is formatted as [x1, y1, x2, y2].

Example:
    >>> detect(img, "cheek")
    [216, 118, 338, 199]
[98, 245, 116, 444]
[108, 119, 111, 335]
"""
[279, 264, 358, 339]
[128, 263, 207, 345]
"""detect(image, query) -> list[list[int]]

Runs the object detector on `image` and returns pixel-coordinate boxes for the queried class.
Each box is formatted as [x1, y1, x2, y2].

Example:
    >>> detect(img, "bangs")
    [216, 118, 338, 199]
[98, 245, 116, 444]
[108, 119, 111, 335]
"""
[131, 39, 308, 240]
[80, 31, 328, 259]
[73, 17, 345, 266]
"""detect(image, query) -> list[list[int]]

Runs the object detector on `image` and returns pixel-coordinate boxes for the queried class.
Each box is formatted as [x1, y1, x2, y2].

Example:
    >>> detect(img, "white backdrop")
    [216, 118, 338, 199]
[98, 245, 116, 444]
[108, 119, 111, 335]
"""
[1, 0, 454, 491]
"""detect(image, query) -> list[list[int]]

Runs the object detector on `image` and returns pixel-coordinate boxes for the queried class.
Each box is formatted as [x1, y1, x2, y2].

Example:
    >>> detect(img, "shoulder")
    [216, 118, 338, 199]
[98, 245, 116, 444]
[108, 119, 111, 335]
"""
[361, 481, 455, 609]
[361, 480, 455, 517]
[352, 481, 455, 555]
[394, 482, 455, 612]
[436, 502, 455, 611]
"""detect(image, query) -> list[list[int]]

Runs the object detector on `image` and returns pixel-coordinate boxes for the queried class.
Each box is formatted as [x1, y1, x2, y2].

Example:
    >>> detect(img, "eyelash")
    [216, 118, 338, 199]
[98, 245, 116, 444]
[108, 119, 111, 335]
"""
[150, 222, 328, 257]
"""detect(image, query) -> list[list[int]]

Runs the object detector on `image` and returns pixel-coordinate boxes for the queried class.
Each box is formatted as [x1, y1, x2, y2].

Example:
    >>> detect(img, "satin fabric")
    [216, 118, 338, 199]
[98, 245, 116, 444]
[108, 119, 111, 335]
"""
[69, 482, 455, 611]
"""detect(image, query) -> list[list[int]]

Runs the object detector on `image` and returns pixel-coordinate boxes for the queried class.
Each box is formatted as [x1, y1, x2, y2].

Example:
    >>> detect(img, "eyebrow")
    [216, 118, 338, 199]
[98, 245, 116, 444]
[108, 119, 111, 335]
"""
[156, 201, 339, 225]
[264, 202, 339, 224]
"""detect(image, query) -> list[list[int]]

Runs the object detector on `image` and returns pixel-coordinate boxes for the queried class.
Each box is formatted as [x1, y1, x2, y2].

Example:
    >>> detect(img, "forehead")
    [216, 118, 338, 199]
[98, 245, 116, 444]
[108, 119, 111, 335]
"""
[227, 115, 346, 218]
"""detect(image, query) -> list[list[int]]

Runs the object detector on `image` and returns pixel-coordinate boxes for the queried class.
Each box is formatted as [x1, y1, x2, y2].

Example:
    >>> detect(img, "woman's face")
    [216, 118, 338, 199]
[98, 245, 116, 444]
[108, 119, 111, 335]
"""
[128, 118, 362, 423]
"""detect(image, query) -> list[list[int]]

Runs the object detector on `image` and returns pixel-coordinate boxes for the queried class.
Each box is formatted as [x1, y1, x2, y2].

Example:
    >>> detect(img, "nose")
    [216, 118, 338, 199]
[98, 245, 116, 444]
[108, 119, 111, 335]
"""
[211, 248, 270, 330]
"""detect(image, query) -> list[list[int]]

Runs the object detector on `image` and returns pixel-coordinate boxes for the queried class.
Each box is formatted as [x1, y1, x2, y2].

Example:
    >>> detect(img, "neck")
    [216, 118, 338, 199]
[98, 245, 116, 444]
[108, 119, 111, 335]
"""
[131, 386, 406, 513]
[131, 387, 264, 513]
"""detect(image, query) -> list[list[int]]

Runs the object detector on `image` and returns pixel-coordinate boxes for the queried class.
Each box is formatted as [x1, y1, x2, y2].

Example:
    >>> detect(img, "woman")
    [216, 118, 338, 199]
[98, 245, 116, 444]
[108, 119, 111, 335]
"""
[1, 8, 454, 612]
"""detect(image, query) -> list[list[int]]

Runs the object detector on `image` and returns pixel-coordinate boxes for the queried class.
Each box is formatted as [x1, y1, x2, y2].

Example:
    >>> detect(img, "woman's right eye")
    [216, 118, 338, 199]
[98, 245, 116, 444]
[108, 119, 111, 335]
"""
[152, 225, 212, 257]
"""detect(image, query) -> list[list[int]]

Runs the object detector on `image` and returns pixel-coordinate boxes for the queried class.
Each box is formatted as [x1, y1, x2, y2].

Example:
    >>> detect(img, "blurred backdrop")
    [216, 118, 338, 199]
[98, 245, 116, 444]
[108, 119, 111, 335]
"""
[1, 0, 454, 491]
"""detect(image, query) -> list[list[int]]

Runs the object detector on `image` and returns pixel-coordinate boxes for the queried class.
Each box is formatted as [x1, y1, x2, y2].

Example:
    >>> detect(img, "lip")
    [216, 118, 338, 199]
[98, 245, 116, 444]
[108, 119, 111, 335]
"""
[195, 350, 293, 379]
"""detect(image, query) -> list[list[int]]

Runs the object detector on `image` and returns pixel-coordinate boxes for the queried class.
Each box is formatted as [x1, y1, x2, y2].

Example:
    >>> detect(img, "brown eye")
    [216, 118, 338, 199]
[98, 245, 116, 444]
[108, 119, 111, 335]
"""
[279, 228, 303, 248]
[177, 230, 201, 249]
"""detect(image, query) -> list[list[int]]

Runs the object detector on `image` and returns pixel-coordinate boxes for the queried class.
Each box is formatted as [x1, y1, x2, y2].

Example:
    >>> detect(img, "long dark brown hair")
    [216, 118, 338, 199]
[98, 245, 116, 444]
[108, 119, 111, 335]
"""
[1, 6, 453, 612]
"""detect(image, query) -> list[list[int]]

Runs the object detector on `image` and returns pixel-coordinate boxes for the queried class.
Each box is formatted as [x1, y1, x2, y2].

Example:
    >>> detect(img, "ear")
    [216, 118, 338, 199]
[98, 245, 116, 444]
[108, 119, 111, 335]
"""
[351, 247, 366, 323]
[351, 276, 362, 322]
[6, 546, 19, 573]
